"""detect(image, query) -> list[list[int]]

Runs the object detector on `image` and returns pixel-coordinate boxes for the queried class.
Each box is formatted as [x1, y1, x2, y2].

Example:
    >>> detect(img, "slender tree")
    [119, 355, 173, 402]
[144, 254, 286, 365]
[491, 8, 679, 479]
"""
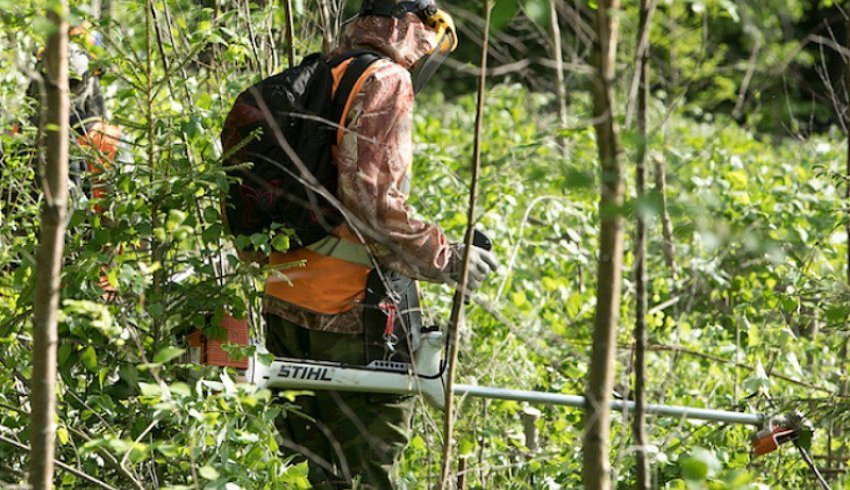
[317, 0, 335, 53]
[29, 2, 70, 488]
[440, 1, 491, 488]
[283, 0, 296, 67]
[839, 12, 850, 456]
[654, 153, 676, 277]
[632, 1, 657, 488]
[582, 1, 624, 489]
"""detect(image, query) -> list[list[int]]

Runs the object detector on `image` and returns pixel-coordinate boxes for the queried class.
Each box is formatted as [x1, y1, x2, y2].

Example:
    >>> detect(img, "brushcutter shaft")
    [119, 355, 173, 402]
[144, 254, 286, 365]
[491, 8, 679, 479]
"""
[454, 385, 764, 426]
[247, 329, 766, 427]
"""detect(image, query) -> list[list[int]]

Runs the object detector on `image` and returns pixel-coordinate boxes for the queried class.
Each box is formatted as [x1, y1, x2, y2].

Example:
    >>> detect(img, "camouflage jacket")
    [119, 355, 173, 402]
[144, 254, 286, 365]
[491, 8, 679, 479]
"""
[265, 14, 454, 334]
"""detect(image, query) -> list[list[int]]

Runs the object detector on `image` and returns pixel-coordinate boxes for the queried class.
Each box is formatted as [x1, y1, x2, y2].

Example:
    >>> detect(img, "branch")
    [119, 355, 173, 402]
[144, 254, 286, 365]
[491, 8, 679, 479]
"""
[648, 343, 837, 395]
[440, 2, 492, 488]
[0, 434, 119, 490]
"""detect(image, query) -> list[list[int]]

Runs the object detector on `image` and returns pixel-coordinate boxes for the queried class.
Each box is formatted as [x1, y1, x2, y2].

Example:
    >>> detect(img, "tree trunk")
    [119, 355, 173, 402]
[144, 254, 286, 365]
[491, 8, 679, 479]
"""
[317, 0, 335, 53]
[582, 1, 624, 489]
[841, 12, 850, 461]
[632, 1, 656, 488]
[100, 0, 112, 19]
[283, 0, 296, 67]
[844, 17, 850, 306]
[29, 3, 70, 489]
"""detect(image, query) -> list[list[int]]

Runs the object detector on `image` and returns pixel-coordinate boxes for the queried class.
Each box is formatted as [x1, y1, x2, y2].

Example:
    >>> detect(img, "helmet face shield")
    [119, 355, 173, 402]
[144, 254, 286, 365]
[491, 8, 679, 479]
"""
[411, 30, 452, 93]
[413, 7, 457, 92]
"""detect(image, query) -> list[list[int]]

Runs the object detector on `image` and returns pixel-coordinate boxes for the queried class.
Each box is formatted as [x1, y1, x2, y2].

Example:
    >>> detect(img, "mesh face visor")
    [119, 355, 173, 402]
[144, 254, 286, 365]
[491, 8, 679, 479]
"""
[410, 30, 453, 93]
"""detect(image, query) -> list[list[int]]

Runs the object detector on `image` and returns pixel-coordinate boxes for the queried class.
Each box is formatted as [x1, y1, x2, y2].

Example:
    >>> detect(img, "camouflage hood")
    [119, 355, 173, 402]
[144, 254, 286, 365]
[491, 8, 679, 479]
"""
[338, 14, 438, 69]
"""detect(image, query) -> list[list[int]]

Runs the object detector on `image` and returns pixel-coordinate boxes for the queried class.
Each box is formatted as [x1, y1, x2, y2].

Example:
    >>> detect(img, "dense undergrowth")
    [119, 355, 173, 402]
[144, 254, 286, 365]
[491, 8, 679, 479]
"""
[2, 1, 850, 489]
[407, 87, 850, 489]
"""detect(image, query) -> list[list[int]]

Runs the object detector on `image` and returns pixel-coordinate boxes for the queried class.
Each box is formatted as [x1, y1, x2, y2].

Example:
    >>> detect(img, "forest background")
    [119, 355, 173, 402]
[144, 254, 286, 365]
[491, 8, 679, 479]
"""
[2, 0, 850, 488]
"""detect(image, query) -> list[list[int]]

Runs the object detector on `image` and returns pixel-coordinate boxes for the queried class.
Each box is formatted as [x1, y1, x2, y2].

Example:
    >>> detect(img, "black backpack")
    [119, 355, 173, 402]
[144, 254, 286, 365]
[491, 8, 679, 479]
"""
[221, 51, 384, 247]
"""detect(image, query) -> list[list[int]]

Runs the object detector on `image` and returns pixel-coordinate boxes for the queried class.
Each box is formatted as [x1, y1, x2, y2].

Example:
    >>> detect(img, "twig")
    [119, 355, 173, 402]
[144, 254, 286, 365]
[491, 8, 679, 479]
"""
[732, 39, 763, 119]
[440, 2, 491, 488]
[631, 1, 657, 487]
[649, 343, 836, 394]
[549, 0, 569, 162]
[241, 0, 265, 77]
[495, 195, 571, 299]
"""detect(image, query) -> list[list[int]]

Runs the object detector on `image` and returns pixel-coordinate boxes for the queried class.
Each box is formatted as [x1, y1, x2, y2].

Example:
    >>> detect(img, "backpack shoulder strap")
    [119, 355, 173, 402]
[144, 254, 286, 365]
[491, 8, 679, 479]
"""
[329, 51, 387, 144]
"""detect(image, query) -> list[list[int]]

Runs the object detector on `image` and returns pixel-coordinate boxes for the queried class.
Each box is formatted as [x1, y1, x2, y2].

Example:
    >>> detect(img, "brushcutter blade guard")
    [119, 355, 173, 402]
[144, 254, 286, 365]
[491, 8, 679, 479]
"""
[752, 411, 814, 457]
[753, 426, 799, 456]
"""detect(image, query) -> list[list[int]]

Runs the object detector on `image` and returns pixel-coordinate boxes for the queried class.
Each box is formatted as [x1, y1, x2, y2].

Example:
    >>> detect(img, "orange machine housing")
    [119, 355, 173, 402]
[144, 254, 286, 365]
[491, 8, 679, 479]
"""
[753, 426, 797, 456]
[187, 314, 250, 369]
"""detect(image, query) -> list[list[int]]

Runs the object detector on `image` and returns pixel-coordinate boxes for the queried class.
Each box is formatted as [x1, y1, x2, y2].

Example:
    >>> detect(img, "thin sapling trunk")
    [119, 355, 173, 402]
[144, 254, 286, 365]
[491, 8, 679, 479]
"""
[582, 1, 625, 489]
[29, 3, 70, 488]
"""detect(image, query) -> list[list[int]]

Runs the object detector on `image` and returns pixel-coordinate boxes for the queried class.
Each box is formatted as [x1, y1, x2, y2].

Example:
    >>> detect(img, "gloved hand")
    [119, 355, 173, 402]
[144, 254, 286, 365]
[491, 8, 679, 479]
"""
[450, 243, 499, 291]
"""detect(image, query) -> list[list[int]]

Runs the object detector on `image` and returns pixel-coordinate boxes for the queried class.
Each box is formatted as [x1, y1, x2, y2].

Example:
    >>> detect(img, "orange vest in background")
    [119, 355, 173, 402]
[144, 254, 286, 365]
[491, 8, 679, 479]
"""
[76, 121, 122, 202]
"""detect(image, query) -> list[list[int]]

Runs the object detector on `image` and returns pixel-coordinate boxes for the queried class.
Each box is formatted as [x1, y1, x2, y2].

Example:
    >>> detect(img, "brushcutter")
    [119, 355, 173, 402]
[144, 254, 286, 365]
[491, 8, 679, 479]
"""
[187, 317, 826, 486]
[243, 329, 817, 461]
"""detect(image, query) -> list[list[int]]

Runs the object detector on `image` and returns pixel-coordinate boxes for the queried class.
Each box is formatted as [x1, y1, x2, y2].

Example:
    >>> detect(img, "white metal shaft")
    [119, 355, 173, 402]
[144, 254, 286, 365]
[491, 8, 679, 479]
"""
[247, 330, 764, 427]
[454, 384, 764, 426]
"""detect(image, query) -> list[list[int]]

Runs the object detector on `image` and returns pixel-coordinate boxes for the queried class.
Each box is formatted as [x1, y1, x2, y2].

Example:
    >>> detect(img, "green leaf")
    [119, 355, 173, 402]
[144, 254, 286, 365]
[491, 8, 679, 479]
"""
[170, 382, 191, 397]
[491, 0, 520, 31]
[726, 169, 748, 189]
[138, 382, 162, 397]
[458, 438, 476, 456]
[203, 206, 220, 223]
[81, 346, 98, 373]
[198, 465, 220, 480]
[202, 224, 223, 244]
[153, 346, 185, 364]
[746, 318, 759, 347]
[272, 234, 290, 252]
[521, 0, 550, 28]
[58, 344, 72, 367]
[681, 448, 720, 481]
[56, 426, 69, 445]
[409, 435, 427, 451]
[742, 361, 770, 395]
[681, 456, 708, 481]
[165, 209, 187, 232]
[156, 444, 180, 458]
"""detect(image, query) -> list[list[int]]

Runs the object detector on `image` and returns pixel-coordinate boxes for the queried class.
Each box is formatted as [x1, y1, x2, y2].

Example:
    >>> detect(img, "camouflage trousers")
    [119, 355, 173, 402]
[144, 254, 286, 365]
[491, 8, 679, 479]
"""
[266, 315, 415, 490]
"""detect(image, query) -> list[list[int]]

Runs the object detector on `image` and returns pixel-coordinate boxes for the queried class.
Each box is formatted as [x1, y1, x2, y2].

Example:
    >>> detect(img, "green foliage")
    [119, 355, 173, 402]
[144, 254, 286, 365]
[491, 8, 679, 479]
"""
[406, 83, 850, 487]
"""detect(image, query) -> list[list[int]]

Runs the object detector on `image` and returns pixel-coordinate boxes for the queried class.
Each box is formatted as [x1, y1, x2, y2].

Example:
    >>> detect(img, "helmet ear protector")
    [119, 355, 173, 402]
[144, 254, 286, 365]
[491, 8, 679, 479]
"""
[359, 0, 458, 54]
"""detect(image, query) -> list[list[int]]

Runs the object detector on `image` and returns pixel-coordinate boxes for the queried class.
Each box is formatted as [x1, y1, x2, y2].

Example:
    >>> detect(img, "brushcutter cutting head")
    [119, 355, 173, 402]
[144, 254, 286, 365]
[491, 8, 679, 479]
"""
[752, 411, 814, 456]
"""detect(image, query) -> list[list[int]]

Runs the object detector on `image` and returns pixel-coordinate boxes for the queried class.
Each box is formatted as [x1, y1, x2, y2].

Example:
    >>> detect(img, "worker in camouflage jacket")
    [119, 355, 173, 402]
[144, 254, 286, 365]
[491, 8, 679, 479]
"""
[264, 1, 498, 488]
